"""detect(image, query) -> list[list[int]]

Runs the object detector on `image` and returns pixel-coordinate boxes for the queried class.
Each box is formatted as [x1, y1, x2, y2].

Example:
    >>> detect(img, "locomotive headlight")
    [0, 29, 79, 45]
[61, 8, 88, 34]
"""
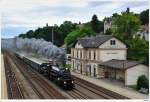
[64, 81, 66, 84]
[71, 81, 74, 83]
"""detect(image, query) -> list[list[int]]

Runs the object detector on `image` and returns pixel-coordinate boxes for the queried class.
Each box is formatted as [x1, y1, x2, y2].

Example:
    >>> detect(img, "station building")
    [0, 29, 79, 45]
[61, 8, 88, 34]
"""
[99, 59, 148, 85]
[71, 35, 148, 86]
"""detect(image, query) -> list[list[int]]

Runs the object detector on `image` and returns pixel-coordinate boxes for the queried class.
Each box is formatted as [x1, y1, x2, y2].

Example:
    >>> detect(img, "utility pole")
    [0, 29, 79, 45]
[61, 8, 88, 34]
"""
[52, 26, 54, 44]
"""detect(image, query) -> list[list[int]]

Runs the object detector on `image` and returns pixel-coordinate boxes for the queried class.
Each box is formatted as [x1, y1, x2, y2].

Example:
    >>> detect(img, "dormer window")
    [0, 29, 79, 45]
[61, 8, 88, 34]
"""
[110, 40, 116, 45]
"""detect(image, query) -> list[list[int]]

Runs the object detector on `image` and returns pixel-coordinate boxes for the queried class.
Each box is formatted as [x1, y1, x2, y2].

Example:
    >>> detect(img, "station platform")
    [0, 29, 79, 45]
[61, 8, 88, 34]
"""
[71, 71, 149, 99]
[1, 54, 8, 99]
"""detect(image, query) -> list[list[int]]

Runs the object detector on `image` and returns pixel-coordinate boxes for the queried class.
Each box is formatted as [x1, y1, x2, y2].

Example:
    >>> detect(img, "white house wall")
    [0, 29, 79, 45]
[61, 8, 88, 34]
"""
[100, 50, 126, 62]
[98, 38, 127, 61]
[125, 64, 149, 86]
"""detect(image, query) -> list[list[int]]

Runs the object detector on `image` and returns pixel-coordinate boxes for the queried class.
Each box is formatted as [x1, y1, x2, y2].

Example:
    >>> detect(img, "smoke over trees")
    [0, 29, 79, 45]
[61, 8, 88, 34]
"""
[2, 38, 66, 64]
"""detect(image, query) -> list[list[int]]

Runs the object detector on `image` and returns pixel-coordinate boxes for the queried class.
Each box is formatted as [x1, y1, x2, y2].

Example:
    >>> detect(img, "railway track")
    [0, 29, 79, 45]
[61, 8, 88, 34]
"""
[11, 56, 45, 99]
[8, 52, 66, 99]
[73, 76, 130, 99]
[66, 88, 93, 99]
[4, 55, 24, 99]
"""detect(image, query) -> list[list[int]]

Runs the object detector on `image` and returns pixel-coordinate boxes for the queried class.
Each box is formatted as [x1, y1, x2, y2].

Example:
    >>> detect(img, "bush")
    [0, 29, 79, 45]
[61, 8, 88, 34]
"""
[137, 75, 149, 90]
[60, 64, 71, 70]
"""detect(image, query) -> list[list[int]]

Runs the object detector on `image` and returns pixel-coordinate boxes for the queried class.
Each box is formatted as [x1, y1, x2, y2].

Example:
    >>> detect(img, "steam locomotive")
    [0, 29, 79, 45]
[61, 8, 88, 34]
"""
[15, 52, 75, 90]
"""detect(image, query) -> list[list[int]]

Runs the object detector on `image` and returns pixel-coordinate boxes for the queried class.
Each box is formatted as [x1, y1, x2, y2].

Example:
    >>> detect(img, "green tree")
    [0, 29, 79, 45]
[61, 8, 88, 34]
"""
[112, 12, 141, 41]
[26, 30, 34, 38]
[65, 26, 95, 45]
[127, 36, 149, 65]
[140, 9, 149, 25]
[105, 28, 112, 35]
[112, 13, 120, 18]
[137, 75, 149, 90]
[91, 14, 103, 33]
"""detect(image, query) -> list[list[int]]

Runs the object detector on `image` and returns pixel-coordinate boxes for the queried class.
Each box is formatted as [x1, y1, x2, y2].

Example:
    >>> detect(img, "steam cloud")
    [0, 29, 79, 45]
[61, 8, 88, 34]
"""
[2, 38, 66, 64]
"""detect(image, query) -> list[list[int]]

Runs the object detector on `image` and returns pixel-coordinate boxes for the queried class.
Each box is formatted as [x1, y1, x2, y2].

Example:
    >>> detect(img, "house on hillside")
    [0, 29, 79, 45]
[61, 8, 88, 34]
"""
[71, 35, 148, 86]
[136, 24, 149, 41]
[104, 18, 112, 33]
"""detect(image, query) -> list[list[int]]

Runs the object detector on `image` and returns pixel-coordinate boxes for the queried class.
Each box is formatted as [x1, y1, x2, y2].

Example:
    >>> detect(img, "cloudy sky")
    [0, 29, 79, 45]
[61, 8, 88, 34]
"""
[1, 0, 149, 38]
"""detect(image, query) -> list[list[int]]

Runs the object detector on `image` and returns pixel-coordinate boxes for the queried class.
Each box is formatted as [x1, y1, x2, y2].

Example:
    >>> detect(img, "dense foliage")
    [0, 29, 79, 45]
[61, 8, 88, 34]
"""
[112, 10, 149, 65]
[127, 36, 149, 64]
[91, 14, 104, 33]
[19, 21, 77, 46]
[137, 75, 149, 90]
[112, 12, 141, 41]
[105, 28, 112, 35]
[65, 25, 95, 45]
[140, 9, 149, 25]
[65, 14, 103, 46]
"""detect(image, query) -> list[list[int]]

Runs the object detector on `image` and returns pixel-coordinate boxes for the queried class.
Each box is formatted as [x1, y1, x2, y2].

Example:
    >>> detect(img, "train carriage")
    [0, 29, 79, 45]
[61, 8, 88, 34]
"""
[15, 52, 75, 90]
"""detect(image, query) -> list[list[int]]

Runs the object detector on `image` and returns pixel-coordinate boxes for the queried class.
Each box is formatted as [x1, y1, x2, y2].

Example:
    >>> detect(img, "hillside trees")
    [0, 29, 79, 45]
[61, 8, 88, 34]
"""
[112, 12, 141, 41]
[64, 14, 103, 46]
[127, 36, 149, 65]
[112, 11, 148, 65]
[65, 25, 95, 46]
[140, 9, 149, 25]
[19, 21, 77, 46]
[91, 14, 103, 33]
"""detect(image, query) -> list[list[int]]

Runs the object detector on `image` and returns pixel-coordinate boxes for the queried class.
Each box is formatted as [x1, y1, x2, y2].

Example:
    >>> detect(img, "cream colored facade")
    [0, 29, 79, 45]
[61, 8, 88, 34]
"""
[71, 36, 149, 86]
[125, 64, 149, 86]
[71, 37, 127, 78]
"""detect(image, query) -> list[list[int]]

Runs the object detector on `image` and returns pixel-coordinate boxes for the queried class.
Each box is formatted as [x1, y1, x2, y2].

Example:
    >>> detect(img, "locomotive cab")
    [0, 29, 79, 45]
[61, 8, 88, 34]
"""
[39, 63, 52, 75]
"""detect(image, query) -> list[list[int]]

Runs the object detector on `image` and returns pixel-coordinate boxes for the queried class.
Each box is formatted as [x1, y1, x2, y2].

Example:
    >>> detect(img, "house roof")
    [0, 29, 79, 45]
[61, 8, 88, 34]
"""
[99, 59, 141, 70]
[77, 35, 113, 48]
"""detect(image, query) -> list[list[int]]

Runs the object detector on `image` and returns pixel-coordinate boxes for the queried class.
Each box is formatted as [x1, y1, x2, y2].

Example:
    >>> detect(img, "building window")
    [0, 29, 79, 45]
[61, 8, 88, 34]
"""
[89, 51, 91, 59]
[80, 51, 82, 59]
[93, 65, 96, 77]
[72, 50, 74, 57]
[77, 50, 78, 58]
[110, 40, 116, 45]
[93, 51, 96, 60]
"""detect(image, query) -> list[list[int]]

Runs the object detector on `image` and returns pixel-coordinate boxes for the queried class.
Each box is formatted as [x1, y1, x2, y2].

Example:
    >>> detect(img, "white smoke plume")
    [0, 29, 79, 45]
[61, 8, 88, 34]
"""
[2, 37, 66, 64]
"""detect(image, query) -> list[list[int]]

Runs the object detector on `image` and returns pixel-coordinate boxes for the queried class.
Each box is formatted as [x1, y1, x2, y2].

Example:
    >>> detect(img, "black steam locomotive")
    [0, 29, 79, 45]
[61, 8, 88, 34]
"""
[39, 63, 75, 89]
[15, 52, 75, 90]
